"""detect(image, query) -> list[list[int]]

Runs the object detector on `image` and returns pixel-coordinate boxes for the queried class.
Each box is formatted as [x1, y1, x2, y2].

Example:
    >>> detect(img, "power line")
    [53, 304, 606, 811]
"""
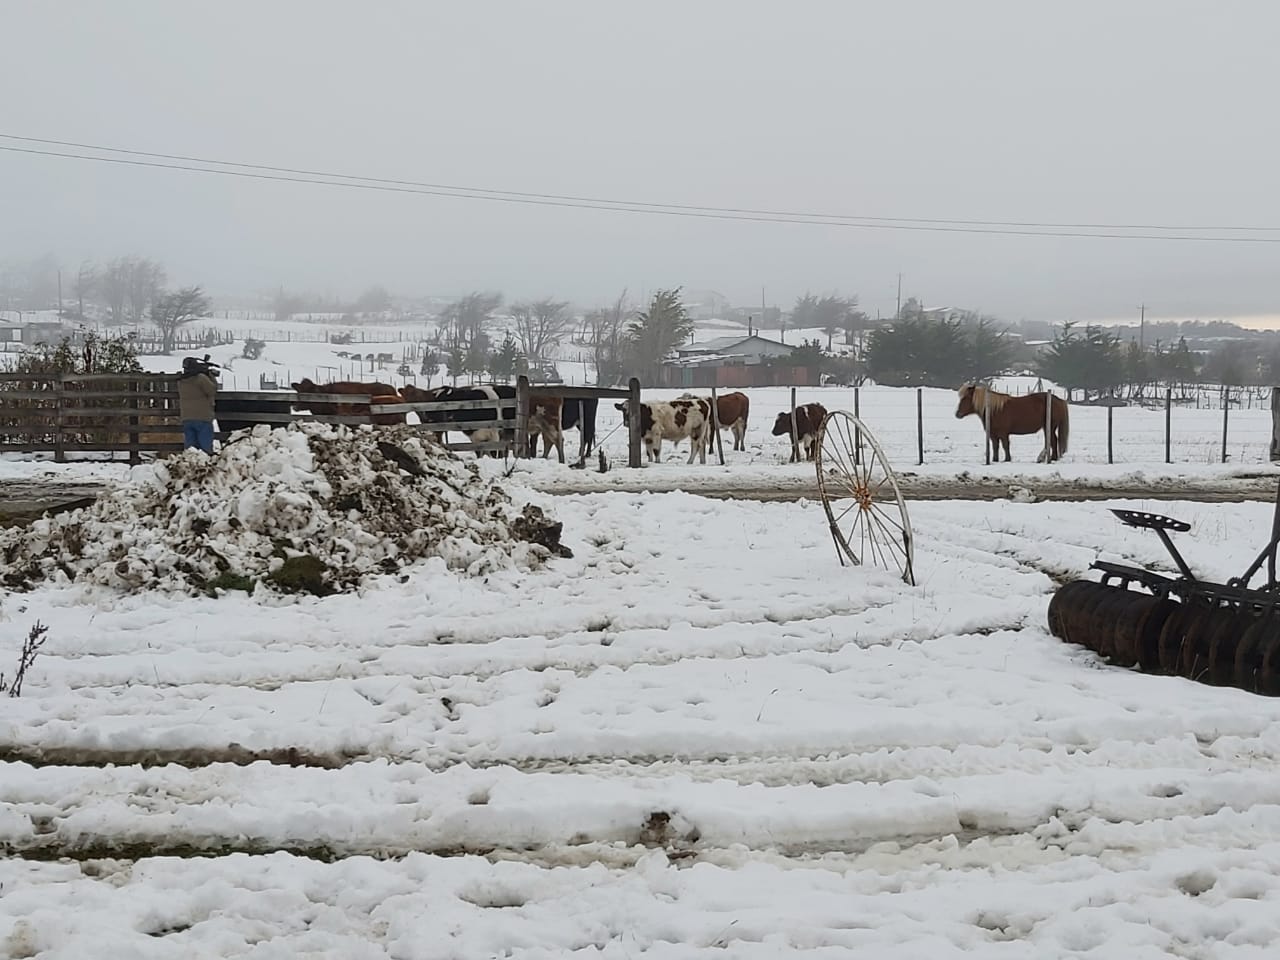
[4, 137, 1280, 244]
[4, 132, 1279, 234]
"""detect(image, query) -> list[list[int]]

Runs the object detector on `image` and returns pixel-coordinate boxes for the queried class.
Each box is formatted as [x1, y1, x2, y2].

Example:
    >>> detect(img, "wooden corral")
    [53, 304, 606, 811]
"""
[0, 373, 645, 466]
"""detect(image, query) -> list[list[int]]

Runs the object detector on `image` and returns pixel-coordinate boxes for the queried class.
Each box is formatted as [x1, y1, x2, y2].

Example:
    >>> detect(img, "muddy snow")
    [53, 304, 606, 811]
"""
[0, 422, 566, 595]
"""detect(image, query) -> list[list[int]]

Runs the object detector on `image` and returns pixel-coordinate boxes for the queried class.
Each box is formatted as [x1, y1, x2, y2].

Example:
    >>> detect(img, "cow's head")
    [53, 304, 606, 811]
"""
[614, 401, 630, 426]
[955, 383, 977, 419]
[771, 410, 795, 437]
[291, 378, 318, 393]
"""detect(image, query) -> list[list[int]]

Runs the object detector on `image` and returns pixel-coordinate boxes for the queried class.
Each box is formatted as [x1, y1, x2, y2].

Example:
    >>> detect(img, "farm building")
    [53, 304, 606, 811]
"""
[659, 334, 815, 388]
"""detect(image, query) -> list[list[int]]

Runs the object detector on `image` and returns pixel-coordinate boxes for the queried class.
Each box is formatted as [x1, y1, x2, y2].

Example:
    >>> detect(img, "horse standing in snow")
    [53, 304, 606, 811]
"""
[955, 383, 1069, 463]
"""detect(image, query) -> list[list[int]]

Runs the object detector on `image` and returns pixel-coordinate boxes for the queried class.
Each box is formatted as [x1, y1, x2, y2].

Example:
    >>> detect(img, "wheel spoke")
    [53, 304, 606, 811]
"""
[868, 511, 908, 566]
[832, 497, 860, 525]
[816, 413, 914, 582]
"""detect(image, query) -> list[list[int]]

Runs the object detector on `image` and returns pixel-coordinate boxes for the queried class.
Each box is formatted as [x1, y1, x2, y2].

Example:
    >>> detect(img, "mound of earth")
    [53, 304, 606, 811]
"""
[0, 423, 570, 595]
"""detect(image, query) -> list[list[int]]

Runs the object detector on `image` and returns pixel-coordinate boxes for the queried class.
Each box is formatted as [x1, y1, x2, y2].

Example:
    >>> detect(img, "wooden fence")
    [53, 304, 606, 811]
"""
[0, 374, 644, 466]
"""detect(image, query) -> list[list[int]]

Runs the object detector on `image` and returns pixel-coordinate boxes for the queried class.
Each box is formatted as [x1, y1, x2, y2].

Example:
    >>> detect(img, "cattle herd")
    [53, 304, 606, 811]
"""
[283, 378, 826, 465]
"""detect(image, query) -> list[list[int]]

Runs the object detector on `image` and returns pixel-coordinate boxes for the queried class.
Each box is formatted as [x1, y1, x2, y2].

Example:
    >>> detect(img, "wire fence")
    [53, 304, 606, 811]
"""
[622, 383, 1278, 468]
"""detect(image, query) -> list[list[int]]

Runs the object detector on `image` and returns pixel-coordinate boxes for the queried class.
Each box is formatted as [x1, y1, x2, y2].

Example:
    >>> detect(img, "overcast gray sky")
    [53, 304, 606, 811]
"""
[3, 0, 1279, 322]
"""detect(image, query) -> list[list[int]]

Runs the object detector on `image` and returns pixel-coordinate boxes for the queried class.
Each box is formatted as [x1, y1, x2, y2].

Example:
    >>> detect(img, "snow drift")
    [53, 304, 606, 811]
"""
[0, 423, 568, 594]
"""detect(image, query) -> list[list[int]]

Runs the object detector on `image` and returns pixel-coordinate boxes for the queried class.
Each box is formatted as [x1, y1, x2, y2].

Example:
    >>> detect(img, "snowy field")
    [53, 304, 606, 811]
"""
[4, 482, 1280, 956]
[3, 319, 1280, 956]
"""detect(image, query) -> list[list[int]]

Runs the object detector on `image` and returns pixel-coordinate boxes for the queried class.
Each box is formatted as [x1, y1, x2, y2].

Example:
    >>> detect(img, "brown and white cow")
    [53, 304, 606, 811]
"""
[614, 397, 712, 464]
[682, 391, 750, 452]
[291, 378, 406, 425]
[526, 395, 565, 463]
[771, 402, 828, 462]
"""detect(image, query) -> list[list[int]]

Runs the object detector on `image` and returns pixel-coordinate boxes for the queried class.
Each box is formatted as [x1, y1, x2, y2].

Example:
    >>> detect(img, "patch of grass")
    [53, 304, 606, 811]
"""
[204, 571, 255, 596]
[267, 555, 334, 596]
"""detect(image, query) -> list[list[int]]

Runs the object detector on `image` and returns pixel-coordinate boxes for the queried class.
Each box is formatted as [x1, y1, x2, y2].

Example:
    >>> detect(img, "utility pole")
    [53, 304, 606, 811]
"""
[57, 269, 63, 321]
[896, 273, 902, 320]
[761, 285, 766, 331]
[1139, 303, 1145, 350]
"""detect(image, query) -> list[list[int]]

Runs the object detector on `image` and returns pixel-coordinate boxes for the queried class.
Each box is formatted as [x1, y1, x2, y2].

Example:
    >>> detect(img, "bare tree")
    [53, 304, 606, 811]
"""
[586, 290, 630, 386]
[151, 285, 211, 354]
[100, 258, 130, 324]
[439, 291, 502, 351]
[100, 256, 165, 325]
[126, 257, 166, 323]
[73, 260, 96, 321]
[511, 297, 571, 363]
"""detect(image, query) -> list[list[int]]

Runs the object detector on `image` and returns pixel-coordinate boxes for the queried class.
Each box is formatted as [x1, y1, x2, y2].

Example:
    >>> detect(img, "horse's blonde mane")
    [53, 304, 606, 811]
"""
[966, 384, 1009, 414]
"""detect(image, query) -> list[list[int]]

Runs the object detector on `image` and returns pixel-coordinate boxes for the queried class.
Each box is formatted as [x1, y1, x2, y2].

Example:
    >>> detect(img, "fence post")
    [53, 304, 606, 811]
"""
[789, 386, 800, 463]
[853, 386, 861, 465]
[983, 389, 991, 466]
[515, 375, 530, 458]
[916, 387, 924, 465]
[1165, 388, 1172, 464]
[54, 373, 66, 464]
[1222, 386, 1230, 464]
[1044, 387, 1053, 461]
[1107, 405, 1114, 464]
[709, 385, 724, 465]
[1272, 388, 1280, 462]
[128, 376, 140, 466]
[627, 377, 642, 468]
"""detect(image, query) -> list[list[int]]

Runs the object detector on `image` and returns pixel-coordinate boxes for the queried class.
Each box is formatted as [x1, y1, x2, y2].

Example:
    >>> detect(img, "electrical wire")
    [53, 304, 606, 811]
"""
[3, 135, 1279, 243]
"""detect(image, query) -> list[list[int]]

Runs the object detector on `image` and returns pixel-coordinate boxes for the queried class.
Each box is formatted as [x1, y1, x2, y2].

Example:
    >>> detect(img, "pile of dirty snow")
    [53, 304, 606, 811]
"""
[0, 423, 569, 595]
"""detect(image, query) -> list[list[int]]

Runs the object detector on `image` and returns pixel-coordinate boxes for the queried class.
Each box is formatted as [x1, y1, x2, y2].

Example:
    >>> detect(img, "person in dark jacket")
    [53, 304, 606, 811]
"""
[177, 357, 218, 454]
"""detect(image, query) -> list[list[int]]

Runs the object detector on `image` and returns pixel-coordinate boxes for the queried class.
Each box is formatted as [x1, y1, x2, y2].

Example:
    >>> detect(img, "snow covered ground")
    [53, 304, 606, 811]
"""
[4, 320, 1280, 955]
[4, 482, 1280, 956]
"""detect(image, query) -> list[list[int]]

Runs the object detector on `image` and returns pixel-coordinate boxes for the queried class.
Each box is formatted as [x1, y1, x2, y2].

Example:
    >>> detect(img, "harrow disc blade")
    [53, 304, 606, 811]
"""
[1207, 610, 1258, 687]
[1259, 624, 1280, 697]
[1048, 581, 1138, 658]
[1157, 604, 1211, 675]
[1234, 614, 1278, 694]
[1106, 593, 1166, 668]
[1135, 598, 1180, 673]
[1178, 605, 1227, 683]
[1047, 580, 1102, 643]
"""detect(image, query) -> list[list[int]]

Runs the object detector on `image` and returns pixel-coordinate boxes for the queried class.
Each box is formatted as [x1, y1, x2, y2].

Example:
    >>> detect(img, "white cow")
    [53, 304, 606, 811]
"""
[614, 397, 712, 464]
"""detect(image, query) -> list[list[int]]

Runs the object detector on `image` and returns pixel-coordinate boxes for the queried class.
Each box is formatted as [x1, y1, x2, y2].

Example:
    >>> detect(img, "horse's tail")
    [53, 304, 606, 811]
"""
[1056, 396, 1069, 455]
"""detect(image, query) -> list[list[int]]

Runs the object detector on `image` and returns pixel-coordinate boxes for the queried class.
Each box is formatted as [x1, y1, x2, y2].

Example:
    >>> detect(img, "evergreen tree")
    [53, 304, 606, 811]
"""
[488, 333, 523, 382]
[625, 288, 694, 384]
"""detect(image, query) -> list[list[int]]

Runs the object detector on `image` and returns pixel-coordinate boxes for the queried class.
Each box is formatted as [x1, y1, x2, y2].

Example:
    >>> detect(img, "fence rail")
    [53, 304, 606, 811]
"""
[0, 374, 645, 466]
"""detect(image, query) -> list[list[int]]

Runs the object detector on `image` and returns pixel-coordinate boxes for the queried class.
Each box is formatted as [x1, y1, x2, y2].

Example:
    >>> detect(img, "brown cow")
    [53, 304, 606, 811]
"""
[771, 403, 828, 462]
[526, 395, 565, 463]
[290, 378, 406, 425]
[683, 391, 750, 452]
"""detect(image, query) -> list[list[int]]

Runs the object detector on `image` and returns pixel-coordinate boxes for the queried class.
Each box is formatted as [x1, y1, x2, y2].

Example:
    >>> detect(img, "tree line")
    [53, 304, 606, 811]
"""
[422, 287, 699, 387]
[2, 253, 210, 355]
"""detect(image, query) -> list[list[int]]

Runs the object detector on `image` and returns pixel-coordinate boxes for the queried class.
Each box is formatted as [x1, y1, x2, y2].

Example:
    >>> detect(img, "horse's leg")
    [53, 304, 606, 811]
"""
[1002, 435, 1012, 461]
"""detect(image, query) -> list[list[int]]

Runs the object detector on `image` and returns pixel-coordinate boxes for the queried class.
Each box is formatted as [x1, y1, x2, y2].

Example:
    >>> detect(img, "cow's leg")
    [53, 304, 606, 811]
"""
[1001, 436, 1012, 461]
[554, 428, 565, 464]
[734, 422, 745, 451]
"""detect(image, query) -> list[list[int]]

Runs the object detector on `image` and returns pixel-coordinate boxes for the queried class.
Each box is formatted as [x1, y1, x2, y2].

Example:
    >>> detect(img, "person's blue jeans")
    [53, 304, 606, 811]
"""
[183, 419, 214, 454]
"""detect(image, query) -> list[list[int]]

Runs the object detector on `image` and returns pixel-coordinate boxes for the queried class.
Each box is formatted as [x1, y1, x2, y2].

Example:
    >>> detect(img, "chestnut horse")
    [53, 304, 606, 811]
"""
[955, 384, 1069, 463]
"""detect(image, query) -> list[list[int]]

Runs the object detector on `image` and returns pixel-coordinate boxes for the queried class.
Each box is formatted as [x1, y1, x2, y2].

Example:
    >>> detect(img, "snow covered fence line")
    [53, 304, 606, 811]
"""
[0, 422, 569, 596]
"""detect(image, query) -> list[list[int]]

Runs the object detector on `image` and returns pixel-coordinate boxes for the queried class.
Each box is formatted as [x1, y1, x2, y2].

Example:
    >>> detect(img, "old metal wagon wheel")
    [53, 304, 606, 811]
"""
[815, 410, 916, 585]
